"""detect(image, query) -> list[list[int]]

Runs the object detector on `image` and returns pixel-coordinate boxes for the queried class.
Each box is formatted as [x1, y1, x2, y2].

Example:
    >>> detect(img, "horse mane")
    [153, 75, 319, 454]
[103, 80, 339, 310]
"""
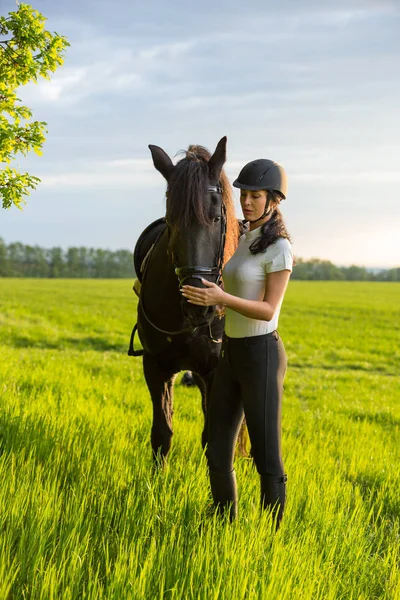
[166, 144, 239, 266]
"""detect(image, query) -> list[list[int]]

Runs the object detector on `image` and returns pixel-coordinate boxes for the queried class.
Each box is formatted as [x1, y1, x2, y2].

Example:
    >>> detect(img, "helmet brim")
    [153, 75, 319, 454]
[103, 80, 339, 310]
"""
[233, 179, 286, 199]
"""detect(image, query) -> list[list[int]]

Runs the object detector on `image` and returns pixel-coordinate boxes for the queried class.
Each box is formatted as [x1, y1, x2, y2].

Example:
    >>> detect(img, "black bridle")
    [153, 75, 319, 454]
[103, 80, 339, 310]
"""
[171, 185, 227, 288]
[138, 184, 226, 339]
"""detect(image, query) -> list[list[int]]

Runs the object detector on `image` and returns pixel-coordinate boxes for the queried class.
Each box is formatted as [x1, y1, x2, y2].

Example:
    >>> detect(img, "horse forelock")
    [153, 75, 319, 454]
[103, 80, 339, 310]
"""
[166, 145, 239, 262]
[167, 158, 211, 231]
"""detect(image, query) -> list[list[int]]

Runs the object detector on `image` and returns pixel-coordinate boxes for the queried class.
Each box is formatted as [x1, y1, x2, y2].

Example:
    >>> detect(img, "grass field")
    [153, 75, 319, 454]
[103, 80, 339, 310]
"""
[0, 279, 399, 599]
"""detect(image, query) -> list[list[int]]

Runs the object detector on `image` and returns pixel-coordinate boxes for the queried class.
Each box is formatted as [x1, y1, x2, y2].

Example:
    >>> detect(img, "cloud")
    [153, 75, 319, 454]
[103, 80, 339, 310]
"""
[137, 41, 196, 61]
[3, 0, 398, 268]
[18, 0, 400, 121]
[291, 171, 400, 184]
[22, 60, 145, 108]
[27, 67, 87, 103]
[308, 4, 399, 25]
[37, 149, 400, 190]
[39, 172, 156, 188]
[20, 37, 198, 109]
[39, 158, 158, 188]
[106, 158, 153, 168]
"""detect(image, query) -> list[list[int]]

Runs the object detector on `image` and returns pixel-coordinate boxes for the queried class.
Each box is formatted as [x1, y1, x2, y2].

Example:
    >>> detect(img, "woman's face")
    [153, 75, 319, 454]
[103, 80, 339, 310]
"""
[240, 189, 268, 221]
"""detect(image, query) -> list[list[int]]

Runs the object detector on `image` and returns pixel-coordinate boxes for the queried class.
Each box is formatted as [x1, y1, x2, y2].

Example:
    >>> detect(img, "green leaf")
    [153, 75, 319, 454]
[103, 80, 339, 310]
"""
[0, 2, 68, 209]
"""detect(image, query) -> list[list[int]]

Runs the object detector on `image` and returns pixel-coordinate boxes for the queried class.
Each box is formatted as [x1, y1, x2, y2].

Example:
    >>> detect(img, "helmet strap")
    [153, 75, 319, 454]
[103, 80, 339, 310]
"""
[243, 199, 271, 224]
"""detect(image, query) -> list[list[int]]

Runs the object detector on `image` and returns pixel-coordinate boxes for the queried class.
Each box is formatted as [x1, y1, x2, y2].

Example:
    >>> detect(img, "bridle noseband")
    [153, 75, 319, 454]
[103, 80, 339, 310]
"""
[170, 184, 227, 288]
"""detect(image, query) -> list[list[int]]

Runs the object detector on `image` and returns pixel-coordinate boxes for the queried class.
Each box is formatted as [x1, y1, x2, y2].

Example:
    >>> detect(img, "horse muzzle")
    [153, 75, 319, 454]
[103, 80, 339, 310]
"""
[181, 298, 215, 328]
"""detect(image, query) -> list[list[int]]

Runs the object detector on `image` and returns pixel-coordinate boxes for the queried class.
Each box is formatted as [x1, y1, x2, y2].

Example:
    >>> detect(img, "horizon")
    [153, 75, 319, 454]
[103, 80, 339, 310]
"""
[0, 235, 396, 271]
[1, 0, 399, 268]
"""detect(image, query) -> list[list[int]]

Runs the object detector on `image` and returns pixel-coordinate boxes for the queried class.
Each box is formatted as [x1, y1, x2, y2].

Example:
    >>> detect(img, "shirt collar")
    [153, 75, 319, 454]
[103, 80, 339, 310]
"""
[244, 224, 263, 242]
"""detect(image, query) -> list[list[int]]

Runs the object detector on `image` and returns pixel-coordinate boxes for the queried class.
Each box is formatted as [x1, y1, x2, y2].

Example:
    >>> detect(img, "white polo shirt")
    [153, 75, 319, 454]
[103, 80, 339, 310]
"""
[223, 227, 293, 338]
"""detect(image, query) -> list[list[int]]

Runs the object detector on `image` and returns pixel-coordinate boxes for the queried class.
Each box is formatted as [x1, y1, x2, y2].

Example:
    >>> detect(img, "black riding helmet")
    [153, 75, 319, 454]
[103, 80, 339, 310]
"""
[233, 159, 288, 199]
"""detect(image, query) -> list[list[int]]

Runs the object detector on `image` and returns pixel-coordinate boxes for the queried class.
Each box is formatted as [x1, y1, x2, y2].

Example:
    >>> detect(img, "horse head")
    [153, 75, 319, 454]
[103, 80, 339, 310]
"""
[148, 136, 229, 328]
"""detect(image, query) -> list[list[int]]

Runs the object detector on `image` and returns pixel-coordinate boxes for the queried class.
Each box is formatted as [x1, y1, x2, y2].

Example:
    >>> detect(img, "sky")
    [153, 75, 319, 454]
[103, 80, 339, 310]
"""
[1, 0, 399, 267]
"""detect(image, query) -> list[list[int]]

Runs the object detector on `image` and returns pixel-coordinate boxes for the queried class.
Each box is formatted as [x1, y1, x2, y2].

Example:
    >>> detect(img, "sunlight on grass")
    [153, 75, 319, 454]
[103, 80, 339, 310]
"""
[0, 280, 399, 598]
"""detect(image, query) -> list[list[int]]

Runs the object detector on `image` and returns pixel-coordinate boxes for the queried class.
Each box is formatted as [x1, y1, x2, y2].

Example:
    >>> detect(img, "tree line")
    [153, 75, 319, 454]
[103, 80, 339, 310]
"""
[0, 239, 133, 278]
[291, 258, 399, 282]
[0, 239, 399, 281]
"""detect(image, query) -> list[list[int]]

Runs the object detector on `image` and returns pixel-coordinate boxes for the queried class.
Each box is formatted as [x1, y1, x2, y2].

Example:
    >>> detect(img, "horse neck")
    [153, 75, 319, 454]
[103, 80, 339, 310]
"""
[141, 232, 184, 326]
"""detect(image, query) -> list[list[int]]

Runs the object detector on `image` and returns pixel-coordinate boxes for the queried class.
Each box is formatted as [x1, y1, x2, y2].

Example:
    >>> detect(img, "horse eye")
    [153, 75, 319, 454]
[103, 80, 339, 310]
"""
[213, 216, 221, 223]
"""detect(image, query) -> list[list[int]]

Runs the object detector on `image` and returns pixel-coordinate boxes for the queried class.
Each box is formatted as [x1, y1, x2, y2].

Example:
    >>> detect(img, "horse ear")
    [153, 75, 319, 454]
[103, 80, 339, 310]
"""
[208, 136, 227, 180]
[148, 145, 174, 181]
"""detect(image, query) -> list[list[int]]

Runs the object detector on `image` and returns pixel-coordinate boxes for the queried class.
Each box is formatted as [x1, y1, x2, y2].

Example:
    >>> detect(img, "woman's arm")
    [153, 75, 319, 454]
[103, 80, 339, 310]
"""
[181, 270, 291, 322]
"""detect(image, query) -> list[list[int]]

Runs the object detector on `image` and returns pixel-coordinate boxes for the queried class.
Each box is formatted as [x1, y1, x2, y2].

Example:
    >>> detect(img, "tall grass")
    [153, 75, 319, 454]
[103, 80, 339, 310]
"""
[0, 280, 399, 598]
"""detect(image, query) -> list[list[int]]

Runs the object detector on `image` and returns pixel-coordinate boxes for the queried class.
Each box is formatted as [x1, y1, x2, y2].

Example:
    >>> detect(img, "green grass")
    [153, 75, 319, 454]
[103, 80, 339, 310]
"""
[0, 279, 399, 599]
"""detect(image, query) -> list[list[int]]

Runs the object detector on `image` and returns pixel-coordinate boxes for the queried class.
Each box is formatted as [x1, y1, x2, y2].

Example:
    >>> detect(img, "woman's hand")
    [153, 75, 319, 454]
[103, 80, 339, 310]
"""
[181, 278, 225, 306]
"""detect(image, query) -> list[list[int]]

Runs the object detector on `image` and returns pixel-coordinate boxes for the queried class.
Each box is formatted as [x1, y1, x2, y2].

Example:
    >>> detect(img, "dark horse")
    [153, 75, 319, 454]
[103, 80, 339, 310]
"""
[129, 137, 239, 462]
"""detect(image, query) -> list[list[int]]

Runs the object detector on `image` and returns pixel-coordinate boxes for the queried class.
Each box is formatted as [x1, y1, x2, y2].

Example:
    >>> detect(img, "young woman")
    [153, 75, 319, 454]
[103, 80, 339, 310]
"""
[181, 159, 293, 529]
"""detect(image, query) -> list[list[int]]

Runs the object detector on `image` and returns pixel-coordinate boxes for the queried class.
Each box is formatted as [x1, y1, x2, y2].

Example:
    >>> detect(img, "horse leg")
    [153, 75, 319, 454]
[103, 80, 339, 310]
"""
[142, 352, 175, 463]
[191, 371, 213, 451]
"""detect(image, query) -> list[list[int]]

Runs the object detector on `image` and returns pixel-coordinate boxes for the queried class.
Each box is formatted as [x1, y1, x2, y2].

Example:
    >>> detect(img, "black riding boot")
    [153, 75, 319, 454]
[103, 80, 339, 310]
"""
[260, 474, 287, 530]
[209, 469, 238, 522]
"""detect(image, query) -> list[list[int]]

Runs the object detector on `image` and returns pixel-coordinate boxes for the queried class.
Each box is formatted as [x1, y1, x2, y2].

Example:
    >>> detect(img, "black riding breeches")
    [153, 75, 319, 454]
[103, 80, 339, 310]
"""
[207, 331, 287, 476]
